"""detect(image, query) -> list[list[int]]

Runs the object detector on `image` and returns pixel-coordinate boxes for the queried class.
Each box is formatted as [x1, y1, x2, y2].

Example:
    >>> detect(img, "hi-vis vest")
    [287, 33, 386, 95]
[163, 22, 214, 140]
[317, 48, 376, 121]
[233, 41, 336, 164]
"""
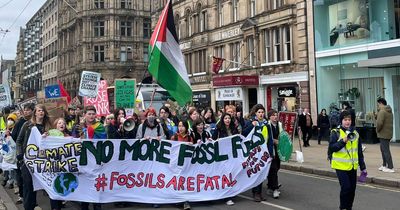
[331, 129, 359, 171]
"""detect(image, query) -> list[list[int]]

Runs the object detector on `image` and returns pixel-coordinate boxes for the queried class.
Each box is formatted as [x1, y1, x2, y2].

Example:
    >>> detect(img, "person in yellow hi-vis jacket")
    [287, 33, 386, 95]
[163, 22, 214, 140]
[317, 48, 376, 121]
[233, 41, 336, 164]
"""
[329, 110, 367, 210]
[242, 104, 274, 202]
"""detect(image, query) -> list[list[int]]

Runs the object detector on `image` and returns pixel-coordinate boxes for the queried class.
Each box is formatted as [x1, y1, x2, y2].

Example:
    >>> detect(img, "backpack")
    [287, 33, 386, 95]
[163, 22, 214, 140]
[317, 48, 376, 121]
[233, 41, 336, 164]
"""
[329, 110, 340, 128]
[141, 123, 161, 139]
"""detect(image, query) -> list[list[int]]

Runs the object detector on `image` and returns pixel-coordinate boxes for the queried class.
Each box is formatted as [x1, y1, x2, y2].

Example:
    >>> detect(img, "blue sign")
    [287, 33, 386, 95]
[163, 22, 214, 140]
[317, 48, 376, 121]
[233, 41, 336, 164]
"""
[45, 85, 61, 98]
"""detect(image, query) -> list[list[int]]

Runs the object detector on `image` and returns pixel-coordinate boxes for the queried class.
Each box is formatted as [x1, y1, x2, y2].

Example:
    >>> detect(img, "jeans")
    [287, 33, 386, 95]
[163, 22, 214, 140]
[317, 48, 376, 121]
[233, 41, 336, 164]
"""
[21, 164, 37, 210]
[379, 138, 394, 169]
[336, 169, 357, 210]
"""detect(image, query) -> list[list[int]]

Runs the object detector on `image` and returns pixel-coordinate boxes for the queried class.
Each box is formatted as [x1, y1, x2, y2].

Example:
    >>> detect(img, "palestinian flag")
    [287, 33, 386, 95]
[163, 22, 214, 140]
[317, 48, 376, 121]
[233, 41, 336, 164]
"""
[148, 0, 192, 106]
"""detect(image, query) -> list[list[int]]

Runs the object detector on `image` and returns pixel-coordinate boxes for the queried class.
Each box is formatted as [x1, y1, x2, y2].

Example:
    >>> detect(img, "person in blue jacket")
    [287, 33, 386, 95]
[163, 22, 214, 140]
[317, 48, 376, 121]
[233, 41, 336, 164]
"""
[242, 104, 273, 202]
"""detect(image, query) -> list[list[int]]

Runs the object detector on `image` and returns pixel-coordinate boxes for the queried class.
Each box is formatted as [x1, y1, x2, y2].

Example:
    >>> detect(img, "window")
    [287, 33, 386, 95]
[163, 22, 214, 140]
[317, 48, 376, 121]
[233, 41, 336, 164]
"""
[174, 14, 181, 39]
[250, 0, 256, 17]
[184, 53, 192, 74]
[143, 44, 149, 62]
[94, 45, 105, 62]
[264, 29, 271, 63]
[94, 21, 105, 37]
[143, 19, 151, 38]
[232, 0, 238, 22]
[248, 36, 255, 66]
[120, 21, 132, 36]
[121, 0, 131, 9]
[120, 47, 127, 62]
[200, 11, 206, 32]
[284, 25, 291, 61]
[230, 42, 241, 69]
[267, 0, 282, 10]
[94, 0, 104, 9]
[217, 0, 223, 27]
[274, 28, 281, 62]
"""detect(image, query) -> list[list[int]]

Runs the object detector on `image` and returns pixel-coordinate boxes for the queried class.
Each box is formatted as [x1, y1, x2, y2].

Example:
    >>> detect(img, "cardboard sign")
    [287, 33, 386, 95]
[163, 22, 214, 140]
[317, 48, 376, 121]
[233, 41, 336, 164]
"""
[17, 97, 37, 110]
[115, 79, 136, 108]
[84, 80, 110, 116]
[79, 71, 101, 98]
[37, 97, 69, 122]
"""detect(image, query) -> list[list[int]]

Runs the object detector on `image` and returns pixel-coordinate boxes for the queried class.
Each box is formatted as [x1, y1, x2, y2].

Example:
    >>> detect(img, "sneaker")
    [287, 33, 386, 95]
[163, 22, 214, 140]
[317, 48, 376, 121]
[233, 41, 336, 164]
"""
[226, 200, 234, 206]
[378, 166, 387, 171]
[273, 190, 280, 199]
[15, 197, 23, 204]
[183, 201, 191, 210]
[383, 168, 395, 173]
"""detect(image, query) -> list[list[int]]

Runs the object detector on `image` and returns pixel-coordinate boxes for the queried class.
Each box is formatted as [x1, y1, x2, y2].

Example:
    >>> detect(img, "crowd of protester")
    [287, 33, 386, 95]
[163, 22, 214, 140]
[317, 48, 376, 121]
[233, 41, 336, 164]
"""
[0, 102, 284, 210]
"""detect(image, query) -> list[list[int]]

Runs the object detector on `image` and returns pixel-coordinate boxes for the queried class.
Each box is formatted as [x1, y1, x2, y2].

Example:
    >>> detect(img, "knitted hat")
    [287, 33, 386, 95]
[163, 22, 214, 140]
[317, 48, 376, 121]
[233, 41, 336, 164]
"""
[7, 113, 17, 122]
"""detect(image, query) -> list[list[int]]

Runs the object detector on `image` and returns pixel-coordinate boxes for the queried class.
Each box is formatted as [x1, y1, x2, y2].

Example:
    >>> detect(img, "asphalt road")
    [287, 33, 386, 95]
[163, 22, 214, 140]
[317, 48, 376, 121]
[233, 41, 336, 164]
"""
[4, 170, 400, 210]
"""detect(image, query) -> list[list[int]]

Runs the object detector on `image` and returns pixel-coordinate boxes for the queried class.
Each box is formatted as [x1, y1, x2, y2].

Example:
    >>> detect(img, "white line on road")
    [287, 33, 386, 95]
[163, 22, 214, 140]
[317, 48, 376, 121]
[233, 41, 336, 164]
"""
[237, 195, 294, 210]
[281, 169, 400, 193]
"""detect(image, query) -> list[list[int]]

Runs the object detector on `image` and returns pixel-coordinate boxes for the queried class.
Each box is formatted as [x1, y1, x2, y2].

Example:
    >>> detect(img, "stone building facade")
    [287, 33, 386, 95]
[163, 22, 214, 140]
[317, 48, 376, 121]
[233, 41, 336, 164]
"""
[152, 0, 309, 113]
[15, 28, 25, 101]
[57, 0, 152, 97]
[42, 0, 58, 87]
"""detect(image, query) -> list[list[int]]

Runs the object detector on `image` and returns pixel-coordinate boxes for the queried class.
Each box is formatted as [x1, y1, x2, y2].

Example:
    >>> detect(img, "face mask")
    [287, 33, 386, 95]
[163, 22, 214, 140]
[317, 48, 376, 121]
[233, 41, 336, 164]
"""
[7, 120, 14, 127]
[147, 116, 156, 124]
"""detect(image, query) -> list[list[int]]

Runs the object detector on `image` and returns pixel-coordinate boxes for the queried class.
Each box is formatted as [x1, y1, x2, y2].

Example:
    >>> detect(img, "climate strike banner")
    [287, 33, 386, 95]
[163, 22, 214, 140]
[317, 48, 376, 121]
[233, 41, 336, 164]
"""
[26, 127, 271, 203]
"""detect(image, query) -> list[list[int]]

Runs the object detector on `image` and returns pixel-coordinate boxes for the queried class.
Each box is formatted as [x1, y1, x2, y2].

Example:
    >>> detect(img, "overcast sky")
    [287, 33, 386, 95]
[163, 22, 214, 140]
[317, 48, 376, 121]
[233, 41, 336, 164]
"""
[0, 0, 46, 60]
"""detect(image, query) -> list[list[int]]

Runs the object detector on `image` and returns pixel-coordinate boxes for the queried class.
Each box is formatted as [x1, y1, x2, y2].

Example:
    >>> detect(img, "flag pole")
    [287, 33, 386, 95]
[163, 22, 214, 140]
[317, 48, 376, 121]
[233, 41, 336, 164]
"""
[136, 0, 171, 99]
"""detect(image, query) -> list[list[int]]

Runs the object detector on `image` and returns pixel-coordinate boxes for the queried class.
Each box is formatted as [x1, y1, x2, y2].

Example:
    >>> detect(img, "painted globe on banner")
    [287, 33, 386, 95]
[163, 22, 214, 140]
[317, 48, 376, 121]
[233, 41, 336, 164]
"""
[277, 131, 293, 162]
[53, 173, 79, 196]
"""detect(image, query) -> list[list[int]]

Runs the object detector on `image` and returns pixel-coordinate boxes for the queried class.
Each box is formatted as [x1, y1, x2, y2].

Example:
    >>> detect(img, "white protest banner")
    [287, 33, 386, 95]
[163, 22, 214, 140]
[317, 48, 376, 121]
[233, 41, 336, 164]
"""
[0, 84, 12, 108]
[26, 127, 271, 204]
[79, 71, 101, 98]
[84, 80, 110, 116]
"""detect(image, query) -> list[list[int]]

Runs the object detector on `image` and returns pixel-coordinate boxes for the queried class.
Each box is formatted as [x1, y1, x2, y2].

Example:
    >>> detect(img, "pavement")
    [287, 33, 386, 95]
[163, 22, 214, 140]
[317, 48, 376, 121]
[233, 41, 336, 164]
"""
[282, 138, 400, 188]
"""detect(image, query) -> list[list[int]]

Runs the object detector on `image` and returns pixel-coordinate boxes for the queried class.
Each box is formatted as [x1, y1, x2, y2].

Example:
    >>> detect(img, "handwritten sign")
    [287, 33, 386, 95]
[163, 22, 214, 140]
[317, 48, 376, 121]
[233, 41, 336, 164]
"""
[84, 80, 110, 116]
[115, 79, 136, 108]
[79, 71, 101, 98]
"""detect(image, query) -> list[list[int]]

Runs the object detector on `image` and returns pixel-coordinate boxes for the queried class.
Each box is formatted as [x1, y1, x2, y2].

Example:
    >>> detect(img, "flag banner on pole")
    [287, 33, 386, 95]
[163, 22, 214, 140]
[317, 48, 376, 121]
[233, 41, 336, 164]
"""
[58, 80, 71, 103]
[212, 56, 224, 74]
[148, 0, 192, 106]
[26, 126, 271, 203]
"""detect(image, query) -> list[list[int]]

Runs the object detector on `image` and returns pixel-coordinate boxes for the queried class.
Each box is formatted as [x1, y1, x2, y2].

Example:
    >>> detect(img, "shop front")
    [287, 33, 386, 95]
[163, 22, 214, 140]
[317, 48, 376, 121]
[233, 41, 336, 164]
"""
[313, 0, 400, 141]
[212, 75, 259, 114]
[192, 91, 211, 112]
[260, 72, 308, 113]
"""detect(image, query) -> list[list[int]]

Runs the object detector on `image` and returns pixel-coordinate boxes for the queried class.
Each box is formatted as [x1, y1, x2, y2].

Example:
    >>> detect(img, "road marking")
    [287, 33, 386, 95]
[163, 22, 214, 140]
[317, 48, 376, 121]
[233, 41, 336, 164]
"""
[237, 195, 294, 210]
[281, 169, 400, 193]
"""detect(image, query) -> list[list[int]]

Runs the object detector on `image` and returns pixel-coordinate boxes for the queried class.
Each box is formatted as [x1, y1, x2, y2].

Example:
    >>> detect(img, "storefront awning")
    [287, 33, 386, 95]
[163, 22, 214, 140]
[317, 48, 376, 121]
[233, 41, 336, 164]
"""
[358, 55, 400, 68]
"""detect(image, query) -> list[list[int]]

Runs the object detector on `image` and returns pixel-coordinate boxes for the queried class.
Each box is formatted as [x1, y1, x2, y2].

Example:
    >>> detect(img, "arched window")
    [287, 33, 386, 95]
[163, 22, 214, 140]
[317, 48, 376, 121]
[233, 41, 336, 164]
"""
[185, 8, 192, 37]
[174, 14, 181, 39]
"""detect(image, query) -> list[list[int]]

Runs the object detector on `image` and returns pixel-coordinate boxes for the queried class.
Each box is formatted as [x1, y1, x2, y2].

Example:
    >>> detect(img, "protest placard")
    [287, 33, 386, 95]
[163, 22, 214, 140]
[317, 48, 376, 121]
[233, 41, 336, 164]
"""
[278, 111, 298, 140]
[17, 97, 37, 110]
[79, 71, 101, 98]
[37, 97, 69, 122]
[0, 84, 12, 108]
[45, 85, 62, 98]
[115, 79, 136, 108]
[84, 80, 110, 116]
[27, 127, 271, 203]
